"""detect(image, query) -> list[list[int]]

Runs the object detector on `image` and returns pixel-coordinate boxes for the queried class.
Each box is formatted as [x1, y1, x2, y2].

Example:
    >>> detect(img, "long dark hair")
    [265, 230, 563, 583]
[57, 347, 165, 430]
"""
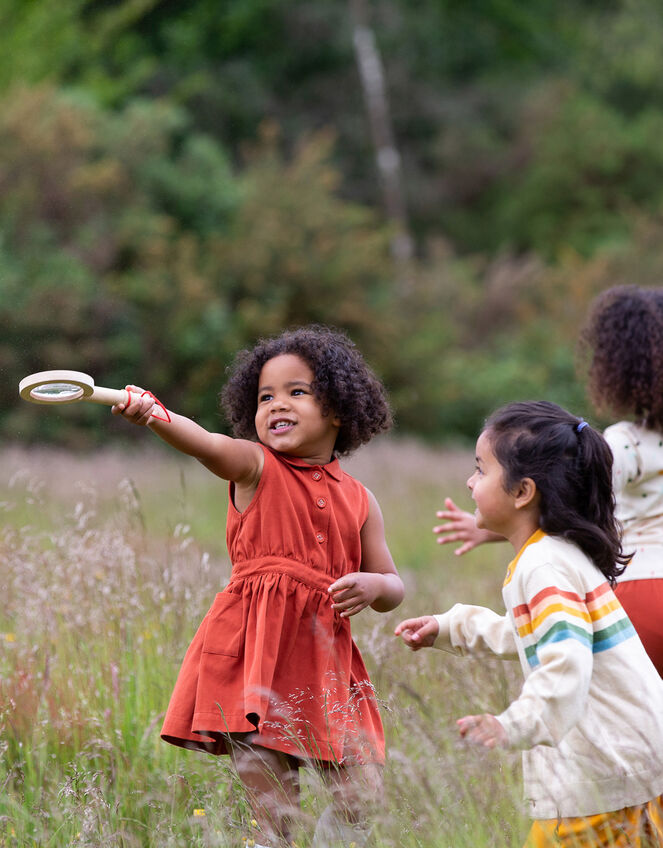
[485, 400, 629, 584]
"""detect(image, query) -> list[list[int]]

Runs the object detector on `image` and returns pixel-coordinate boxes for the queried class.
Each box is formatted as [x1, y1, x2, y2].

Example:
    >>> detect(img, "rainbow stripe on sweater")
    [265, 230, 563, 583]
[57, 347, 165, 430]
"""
[512, 582, 637, 668]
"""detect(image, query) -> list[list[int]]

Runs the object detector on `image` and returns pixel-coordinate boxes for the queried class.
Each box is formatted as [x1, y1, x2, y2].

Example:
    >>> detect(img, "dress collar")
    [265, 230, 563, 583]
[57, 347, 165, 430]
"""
[264, 445, 344, 481]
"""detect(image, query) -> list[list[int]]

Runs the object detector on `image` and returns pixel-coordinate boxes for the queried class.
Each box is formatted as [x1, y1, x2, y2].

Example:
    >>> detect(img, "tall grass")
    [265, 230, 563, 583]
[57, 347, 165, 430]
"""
[1, 438, 528, 847]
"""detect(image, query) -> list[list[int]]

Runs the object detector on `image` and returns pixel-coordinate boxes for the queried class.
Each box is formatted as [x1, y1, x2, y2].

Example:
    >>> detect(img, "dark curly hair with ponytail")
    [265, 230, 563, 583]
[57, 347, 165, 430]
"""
[580, 285, 663, 431]
[220, 325, 392, 456]
[485, 400, 629, 584]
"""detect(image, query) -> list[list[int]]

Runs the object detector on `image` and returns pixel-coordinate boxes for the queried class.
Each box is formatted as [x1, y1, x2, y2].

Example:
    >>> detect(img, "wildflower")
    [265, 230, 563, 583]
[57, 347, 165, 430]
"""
[250, 819, 258, 827]
[4, 633, 15, 642]
[193, 808, 205, 817]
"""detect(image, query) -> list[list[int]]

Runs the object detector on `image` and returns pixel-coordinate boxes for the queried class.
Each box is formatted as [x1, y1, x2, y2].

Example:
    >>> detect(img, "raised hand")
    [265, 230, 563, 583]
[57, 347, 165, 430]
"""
[433, 497, 501, 555]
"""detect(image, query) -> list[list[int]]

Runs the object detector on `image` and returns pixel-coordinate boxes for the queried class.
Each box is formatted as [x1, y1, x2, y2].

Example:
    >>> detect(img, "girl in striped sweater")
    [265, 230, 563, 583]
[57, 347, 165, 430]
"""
[396, 401, 663, 847]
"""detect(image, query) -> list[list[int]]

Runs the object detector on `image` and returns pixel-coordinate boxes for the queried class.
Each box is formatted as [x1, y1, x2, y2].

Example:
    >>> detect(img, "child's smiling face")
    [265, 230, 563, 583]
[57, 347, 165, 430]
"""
[254, 353, 341, 464]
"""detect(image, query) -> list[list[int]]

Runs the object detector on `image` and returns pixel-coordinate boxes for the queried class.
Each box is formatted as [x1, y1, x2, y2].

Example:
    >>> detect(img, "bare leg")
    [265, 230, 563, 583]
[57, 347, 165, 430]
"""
[229, 740, 300, 846]
[313, 763, 383, 847]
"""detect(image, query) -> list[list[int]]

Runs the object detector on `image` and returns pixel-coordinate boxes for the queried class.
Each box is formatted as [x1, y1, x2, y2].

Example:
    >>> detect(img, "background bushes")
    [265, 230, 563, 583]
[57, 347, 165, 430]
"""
[3, 1, 663, 446]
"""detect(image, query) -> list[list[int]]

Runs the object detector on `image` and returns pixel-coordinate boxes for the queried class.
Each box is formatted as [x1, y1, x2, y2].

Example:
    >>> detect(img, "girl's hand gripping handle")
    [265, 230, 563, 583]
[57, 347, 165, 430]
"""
[111, 385, 171, 424]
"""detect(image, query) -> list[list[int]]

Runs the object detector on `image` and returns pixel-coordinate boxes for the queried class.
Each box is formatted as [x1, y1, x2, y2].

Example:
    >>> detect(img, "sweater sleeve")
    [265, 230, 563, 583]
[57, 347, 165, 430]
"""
[433, 604, 518, 659]
[496, 563, 594, 750]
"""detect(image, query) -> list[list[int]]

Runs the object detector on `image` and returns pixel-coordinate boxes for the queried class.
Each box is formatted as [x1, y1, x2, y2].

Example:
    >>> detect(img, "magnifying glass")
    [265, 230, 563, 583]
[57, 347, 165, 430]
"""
[18, 370, 171, 421]
[19, 370, 129, 406]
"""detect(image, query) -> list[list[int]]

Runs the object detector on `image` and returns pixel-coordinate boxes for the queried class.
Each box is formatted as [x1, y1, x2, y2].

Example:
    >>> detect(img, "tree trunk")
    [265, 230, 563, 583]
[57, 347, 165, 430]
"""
[349, 0, 414, 286]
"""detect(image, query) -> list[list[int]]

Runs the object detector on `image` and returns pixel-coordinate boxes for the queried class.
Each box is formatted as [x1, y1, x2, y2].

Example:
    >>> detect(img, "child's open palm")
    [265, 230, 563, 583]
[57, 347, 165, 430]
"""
[433, 497, 503, 554]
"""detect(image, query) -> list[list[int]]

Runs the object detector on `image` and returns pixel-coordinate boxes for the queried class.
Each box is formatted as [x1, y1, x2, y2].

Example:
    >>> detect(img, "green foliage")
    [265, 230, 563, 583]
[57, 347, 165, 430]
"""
[491, 84, 663, 256]
[0, 85, 398, 442]
[212, 123, 394, 343]
[0, 0, 89, 90]
[3, 1, 663, 445]
[576, 0, 663, 112]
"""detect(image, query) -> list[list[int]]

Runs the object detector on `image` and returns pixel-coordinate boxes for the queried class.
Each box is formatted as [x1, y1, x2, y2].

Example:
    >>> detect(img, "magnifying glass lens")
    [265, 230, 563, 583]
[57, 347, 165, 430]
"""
[30, 382, 85, 401]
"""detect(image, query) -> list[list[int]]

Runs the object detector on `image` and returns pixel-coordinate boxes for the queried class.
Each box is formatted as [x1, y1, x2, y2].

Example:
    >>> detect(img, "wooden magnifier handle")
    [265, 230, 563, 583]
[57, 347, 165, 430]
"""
[88, 386, 131, 405]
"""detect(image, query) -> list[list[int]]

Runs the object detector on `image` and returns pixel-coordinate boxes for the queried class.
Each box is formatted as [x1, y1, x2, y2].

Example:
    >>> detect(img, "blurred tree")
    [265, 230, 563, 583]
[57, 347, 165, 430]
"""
[350, 0, 413, 279]
[485, 83, 663, 256]
[0, 0, 89, 90]
[203, 122, 397, 387]
[3, 1, 663, 445]
[576, 0, 663, 114]
[0, 85, 397, 444]
[0, 85, 238, 442]
[0, 0, 619, 251]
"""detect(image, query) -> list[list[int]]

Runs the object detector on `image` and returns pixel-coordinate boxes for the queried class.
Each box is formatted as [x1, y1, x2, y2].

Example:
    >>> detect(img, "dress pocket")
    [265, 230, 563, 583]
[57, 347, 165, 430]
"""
[201, 591, 244, 657]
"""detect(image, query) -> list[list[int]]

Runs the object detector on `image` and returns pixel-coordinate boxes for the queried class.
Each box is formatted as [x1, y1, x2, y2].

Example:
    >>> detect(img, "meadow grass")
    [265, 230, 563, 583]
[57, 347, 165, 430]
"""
[1, 438, 528, 847]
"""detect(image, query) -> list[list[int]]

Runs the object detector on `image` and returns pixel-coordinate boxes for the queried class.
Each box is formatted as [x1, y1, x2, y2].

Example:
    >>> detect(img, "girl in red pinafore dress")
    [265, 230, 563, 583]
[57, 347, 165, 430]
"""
[113, 326, 404, 848]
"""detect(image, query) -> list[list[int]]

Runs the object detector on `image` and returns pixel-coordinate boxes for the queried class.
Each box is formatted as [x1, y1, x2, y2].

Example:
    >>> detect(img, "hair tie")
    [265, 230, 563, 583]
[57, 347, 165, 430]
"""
[576, 419, 589, 433]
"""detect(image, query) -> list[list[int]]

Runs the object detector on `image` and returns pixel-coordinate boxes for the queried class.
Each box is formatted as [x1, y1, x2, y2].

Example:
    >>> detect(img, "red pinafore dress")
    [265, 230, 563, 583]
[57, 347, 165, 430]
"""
[160, 446, 385, 765]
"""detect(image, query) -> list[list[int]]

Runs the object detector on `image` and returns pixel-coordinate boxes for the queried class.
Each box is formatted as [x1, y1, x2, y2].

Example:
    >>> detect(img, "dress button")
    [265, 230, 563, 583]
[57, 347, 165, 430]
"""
[316, 532, 325, 543]
[312, 471, 322, 481]
[316, 497, 327, 508]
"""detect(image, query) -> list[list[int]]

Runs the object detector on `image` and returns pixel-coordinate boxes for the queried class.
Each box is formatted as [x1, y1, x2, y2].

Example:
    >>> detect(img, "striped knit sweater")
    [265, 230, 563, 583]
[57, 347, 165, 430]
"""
[434, 530, 663, 819]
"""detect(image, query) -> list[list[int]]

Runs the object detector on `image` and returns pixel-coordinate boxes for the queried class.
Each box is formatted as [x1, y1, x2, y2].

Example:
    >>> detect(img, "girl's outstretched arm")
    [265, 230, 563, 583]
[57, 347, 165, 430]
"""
[328, 489, 404, 617]
[112, 385, 263, 486]
[433, 497, 505, 555]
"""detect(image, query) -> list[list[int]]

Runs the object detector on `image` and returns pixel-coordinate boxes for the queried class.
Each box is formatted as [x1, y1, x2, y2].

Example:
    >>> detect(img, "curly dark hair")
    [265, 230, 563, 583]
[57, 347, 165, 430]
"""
[220, 325, 393, 456]
[486, 400, 628, 584]
[579, 285, 663, 430]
